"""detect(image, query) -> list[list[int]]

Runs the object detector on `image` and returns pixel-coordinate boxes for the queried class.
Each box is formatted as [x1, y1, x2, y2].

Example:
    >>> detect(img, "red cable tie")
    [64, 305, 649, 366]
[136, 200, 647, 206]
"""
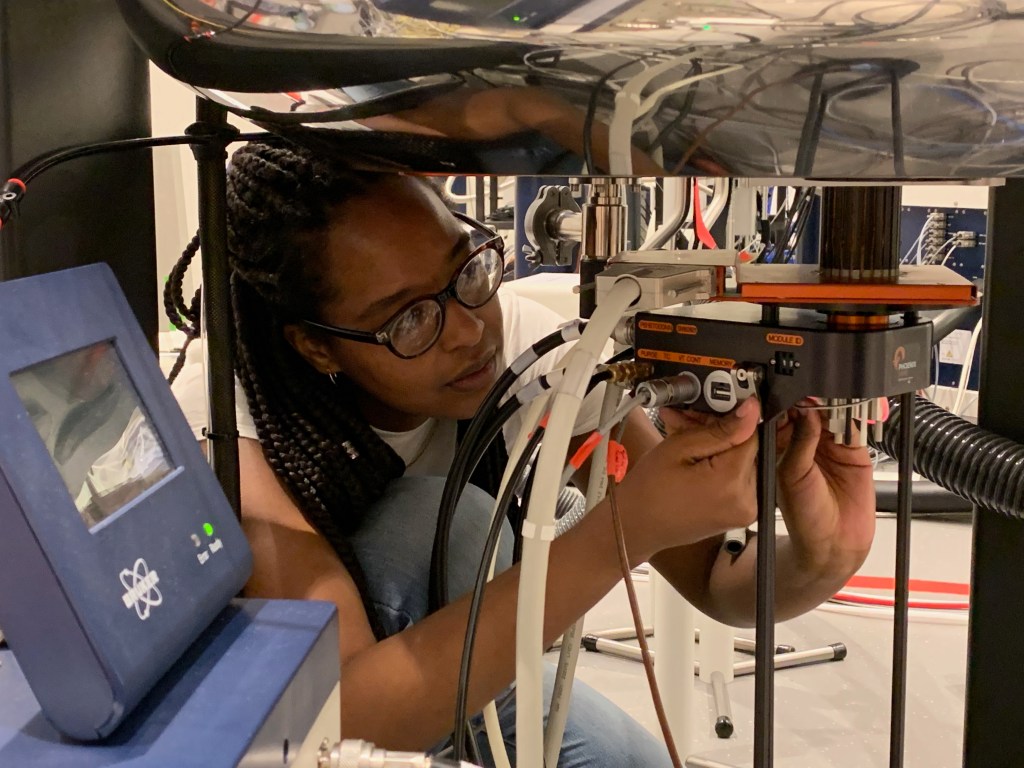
[569, 432, 603, 470]
[608, 440, 628, 483]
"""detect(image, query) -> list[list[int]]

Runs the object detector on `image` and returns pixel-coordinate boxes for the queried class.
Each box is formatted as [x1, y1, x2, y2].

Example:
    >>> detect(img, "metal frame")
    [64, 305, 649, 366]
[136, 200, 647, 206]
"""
[963, 178, 1024, 767]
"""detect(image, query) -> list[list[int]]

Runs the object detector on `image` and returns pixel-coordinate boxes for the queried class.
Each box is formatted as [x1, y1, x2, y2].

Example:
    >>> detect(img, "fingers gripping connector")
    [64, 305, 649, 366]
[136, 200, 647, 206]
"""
[635, 372, 701, 409]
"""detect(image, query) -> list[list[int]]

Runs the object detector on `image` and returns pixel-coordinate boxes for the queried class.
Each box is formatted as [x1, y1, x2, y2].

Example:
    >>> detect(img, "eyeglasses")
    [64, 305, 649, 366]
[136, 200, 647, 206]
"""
[302, 212, 505, 359]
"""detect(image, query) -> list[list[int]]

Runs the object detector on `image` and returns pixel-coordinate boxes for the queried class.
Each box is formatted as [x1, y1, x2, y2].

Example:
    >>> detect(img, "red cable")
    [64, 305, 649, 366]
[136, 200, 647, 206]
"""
[6, 178, 26, 192]
[832, 591, 969, 611]
[692, 179, 717, 249]
[845, 575, 970, 596]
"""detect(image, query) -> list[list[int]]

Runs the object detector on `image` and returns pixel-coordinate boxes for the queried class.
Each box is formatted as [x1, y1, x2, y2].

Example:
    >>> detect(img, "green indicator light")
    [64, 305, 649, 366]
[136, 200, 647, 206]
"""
[512, 14, 521, 21]
[703, 23, 712, 30]
[203, 523, 214, 537]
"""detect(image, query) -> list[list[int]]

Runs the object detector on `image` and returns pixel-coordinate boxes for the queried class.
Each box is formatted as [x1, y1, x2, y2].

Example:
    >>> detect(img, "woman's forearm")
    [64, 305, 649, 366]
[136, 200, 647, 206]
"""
[651, 533, 869, 628]
[338, 499, 643, 751]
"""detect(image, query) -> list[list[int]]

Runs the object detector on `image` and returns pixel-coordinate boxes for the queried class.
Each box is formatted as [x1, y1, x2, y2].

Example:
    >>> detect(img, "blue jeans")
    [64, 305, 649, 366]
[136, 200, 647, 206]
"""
[347, 476, 672, 768]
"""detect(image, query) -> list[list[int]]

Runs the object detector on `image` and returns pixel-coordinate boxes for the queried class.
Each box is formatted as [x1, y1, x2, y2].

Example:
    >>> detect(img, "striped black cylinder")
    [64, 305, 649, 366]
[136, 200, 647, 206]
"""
[820, 187, 901, 283]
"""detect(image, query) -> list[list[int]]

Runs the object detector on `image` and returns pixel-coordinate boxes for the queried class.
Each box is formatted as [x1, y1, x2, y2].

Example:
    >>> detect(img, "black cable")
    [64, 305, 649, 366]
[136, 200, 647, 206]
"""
[451, 427, 545, 761]
[776, 187, 816, 263]
[648, 59, 702, 153]
[1, 132, 270, 229]
[188, 0, 264, 40]
[227, 76, 467, 126]
[430, 328, 581, 611]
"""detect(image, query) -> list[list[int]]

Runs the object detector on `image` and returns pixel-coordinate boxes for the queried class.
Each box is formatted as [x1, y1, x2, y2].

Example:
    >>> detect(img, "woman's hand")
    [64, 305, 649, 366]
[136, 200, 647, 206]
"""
[775, 401, 876, 581]
[614, 397, 761, 560]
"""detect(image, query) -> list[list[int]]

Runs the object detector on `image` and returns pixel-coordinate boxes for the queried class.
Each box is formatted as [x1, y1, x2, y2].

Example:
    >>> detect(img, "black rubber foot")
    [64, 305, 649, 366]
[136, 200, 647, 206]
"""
[715, 716, 734, 739]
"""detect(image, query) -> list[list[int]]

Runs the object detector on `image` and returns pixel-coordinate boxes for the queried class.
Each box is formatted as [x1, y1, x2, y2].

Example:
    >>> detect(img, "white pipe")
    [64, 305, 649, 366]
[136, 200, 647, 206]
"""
[544, 382, 622, 766]
[653, 573, 694, 758]
[481, 393, 550, 768]
[701, 179, 730, 234]
[608, 63, 743, 175]
[952, 317, 983, 416]
[696, 612, 735, 685]
[515, 278, 641, 767]
[641, 177, 691, 251]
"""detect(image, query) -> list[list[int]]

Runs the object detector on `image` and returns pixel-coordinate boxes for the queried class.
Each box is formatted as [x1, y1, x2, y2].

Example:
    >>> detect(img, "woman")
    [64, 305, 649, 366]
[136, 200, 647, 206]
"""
[171, 141, 875, 766]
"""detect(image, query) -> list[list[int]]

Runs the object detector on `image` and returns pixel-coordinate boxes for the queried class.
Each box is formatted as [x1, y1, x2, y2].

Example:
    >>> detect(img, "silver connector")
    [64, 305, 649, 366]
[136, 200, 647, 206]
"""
[319, 739, 476, 768]
[635, 372, 701, 409]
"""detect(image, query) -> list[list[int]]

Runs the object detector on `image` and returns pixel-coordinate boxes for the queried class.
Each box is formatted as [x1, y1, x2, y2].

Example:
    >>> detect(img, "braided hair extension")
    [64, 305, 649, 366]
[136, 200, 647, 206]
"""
[223, 142, 416, 638]
[164, 232, 203, 384]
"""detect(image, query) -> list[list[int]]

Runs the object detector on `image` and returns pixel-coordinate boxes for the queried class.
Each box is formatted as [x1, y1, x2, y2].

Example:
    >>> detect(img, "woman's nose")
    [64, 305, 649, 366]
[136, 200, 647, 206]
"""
[438, 298, 485, 351]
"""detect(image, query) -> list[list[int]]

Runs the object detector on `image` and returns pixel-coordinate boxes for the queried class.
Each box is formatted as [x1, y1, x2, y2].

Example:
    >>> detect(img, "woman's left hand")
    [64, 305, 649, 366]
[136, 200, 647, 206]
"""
[775, 401, 876, 580]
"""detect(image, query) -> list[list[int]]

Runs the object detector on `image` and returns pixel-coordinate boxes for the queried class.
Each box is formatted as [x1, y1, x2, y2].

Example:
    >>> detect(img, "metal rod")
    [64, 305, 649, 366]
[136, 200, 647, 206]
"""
[754, 415, 778, 768]
[489, 175, 498, 214]
[686, 759, 741, 768]
[890, 390, 916, 768]
[580, 626, 794, 654]
[582, 637, 844, 677]
[192, 97, 240, 518]
[711, 672, 734, 738]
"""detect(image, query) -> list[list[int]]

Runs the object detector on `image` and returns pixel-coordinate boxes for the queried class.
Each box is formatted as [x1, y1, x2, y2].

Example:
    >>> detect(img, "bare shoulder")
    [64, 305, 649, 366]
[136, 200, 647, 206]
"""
[237, 438, 376, 660]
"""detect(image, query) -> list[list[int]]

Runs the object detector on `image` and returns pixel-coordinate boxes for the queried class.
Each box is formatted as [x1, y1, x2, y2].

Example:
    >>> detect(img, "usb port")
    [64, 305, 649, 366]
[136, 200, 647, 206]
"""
[710, 381, 732, 401]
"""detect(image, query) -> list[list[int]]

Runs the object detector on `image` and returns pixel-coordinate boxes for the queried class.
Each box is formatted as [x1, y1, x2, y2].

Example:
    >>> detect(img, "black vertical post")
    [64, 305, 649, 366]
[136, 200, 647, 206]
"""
[475, 177, 486, 222]
[190, 98, 241, 518]
[754, 304, 779, 768]
[489, 176, 499, 216]
[964, 179, 1024, 768]
[890, 388, 915, 768]
[754, 416, 778, 768]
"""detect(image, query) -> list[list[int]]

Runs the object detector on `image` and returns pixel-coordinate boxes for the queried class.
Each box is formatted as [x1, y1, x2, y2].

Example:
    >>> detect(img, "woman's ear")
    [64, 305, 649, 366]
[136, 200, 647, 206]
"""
[282, 324, 338, 375]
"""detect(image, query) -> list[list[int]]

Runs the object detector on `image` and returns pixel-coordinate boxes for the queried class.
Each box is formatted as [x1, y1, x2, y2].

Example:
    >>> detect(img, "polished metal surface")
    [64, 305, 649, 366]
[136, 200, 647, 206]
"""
[135, 1, 1024, 178]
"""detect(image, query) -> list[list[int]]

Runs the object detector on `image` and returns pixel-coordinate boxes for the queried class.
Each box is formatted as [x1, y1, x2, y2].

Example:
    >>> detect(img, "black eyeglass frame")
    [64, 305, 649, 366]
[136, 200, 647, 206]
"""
[301, 211, 505, 359]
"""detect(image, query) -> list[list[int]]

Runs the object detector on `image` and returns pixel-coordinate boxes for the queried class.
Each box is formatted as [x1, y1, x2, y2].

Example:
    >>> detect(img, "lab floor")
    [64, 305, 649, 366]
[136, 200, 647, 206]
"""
[550, 514, 973, 768]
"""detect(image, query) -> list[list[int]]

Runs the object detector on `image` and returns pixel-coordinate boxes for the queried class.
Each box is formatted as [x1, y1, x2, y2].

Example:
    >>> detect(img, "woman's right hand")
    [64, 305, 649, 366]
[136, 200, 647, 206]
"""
[613, 397, 761, 559]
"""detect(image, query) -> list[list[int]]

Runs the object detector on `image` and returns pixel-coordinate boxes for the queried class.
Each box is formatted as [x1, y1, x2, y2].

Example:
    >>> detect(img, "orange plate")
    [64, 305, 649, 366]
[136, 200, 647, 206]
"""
[724, 263, 978, 306]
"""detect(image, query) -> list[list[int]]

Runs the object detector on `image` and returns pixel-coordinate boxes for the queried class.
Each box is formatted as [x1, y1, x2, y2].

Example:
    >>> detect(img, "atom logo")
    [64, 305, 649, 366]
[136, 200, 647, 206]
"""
[119, 558, 163, 621]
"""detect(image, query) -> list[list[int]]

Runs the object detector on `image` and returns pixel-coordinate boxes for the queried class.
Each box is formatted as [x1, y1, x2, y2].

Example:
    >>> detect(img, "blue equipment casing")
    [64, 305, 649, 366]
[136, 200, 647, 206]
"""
[0, 264, 252, 740]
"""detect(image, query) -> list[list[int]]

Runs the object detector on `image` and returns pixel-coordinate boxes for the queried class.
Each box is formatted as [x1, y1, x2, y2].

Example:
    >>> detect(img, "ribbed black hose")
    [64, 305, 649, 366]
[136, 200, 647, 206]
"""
[871, 396, 1024, 518]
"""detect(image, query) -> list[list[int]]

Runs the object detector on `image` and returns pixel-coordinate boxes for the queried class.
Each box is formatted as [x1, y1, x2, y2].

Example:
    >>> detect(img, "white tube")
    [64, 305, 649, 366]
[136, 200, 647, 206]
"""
[653, 572, 694, 756]
[695, 612, 735, 685]
[481, 393, 550, 768]
[952, 317, 983, 416]
[544, 382, 622, 766]
[641, 177, 691, 251]
[515, 278, 641, 768]
[700, 178, 730, 234]
[607, 63, 743, 175]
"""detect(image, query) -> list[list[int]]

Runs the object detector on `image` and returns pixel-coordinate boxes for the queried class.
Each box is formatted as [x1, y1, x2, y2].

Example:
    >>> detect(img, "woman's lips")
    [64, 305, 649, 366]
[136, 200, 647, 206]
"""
[447, 354, 497, 393]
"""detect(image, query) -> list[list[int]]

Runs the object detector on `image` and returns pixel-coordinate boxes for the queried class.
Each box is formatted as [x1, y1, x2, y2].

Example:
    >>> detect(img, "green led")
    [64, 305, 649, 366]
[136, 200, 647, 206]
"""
[703, 23, 712, 30]
[203, 523, 215, 537]
[512, 14, 522, 21]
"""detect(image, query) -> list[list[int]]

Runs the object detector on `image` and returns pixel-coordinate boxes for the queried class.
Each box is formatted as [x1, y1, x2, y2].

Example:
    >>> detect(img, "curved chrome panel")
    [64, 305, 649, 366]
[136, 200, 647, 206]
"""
[135, 1, 1024, 177]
